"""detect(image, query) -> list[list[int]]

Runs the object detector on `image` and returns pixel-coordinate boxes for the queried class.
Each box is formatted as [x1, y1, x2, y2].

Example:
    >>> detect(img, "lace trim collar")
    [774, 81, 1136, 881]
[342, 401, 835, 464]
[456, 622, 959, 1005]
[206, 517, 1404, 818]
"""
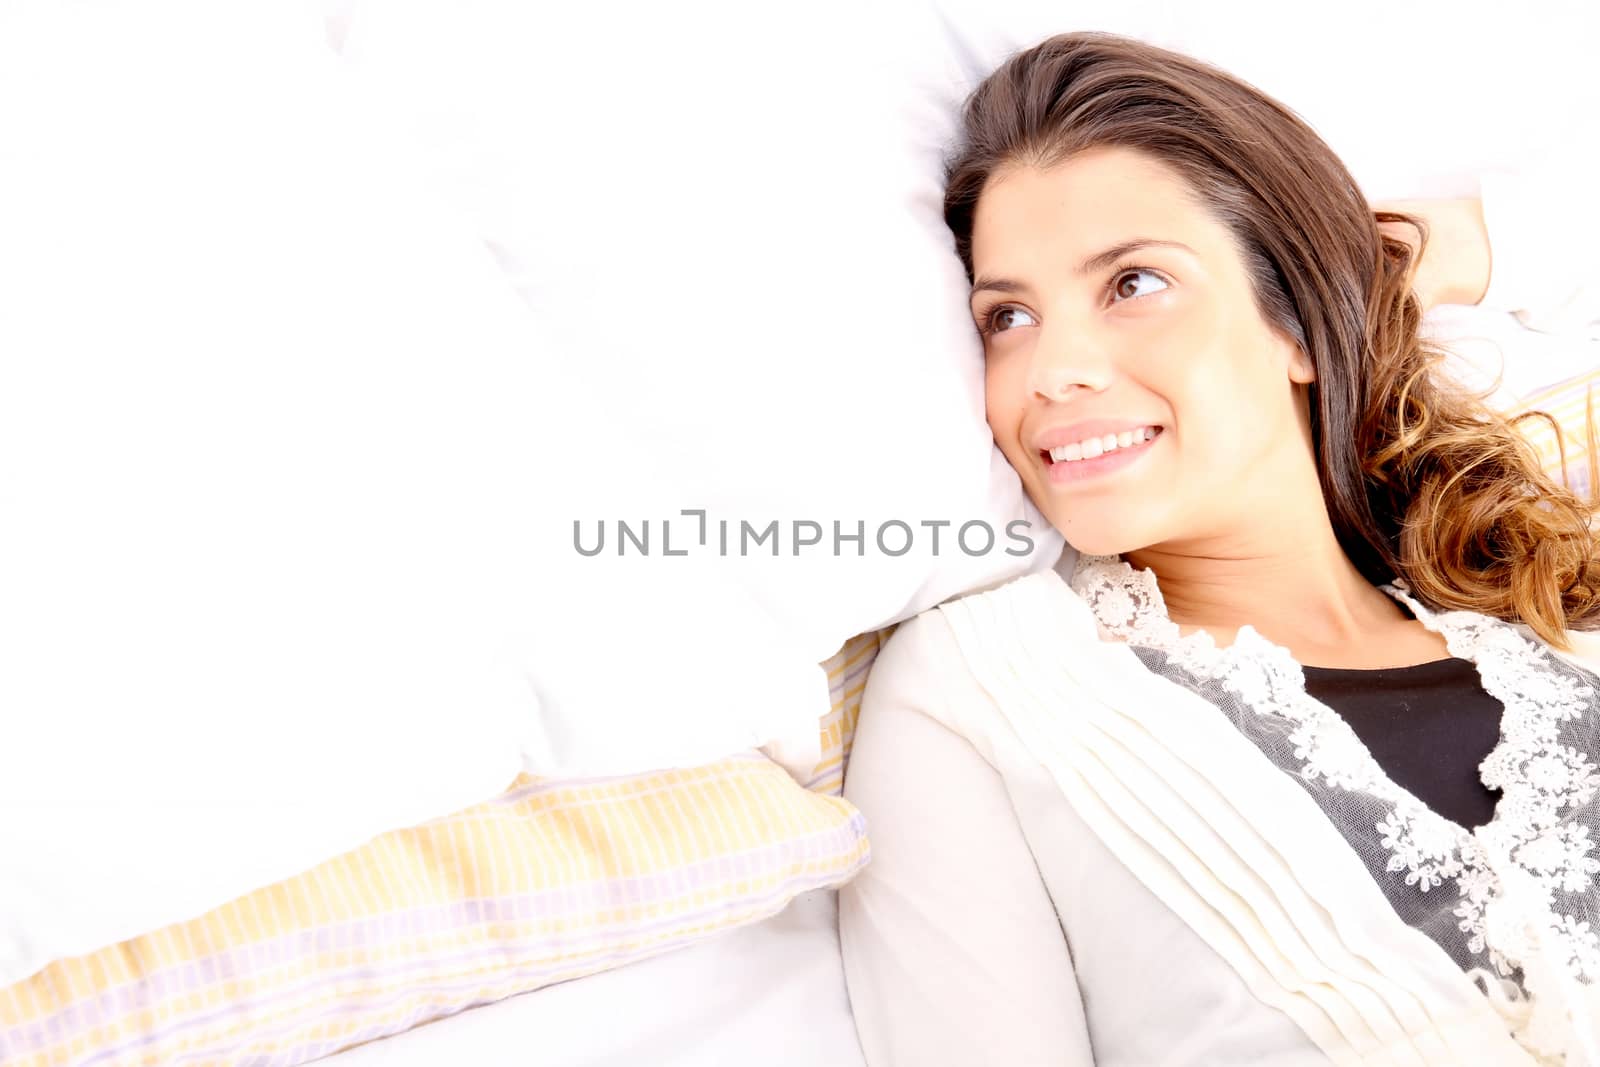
[1066, 553, 1600, 995]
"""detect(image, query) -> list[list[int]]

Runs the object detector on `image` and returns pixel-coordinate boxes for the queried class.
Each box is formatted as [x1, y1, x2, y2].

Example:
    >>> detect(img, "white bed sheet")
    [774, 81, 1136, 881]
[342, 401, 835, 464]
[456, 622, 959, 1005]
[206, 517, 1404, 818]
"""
[314, 890, 866, 1067]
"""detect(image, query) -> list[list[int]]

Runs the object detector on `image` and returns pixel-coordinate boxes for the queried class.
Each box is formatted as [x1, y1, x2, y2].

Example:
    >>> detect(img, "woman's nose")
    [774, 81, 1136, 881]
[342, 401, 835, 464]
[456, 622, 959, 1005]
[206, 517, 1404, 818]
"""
[1026, 328, 1113, 401]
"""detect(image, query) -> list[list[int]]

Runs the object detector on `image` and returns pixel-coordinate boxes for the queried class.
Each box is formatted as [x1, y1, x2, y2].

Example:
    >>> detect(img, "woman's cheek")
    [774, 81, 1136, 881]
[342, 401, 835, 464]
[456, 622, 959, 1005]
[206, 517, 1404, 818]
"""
[983, 359, 1018, 435]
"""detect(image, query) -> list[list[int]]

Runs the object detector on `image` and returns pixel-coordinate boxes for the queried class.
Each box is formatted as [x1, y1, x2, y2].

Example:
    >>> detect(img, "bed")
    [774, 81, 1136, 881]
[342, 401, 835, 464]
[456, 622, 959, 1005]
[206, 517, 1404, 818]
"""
[1, 5, 1594, 1067]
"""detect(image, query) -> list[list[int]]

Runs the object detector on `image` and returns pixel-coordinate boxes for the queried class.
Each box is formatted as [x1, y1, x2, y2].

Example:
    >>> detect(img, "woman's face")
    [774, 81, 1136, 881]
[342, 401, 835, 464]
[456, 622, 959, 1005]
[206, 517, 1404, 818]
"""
[970, 146, 1317, 556]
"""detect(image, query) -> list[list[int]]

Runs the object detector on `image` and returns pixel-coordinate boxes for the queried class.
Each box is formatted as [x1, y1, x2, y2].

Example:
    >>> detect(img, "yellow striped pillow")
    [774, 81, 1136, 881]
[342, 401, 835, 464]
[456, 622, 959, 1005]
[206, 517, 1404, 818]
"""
[1508, 368, 1597, 498]
[0, 754, 868, 1067]
[805, 627, 894, 796]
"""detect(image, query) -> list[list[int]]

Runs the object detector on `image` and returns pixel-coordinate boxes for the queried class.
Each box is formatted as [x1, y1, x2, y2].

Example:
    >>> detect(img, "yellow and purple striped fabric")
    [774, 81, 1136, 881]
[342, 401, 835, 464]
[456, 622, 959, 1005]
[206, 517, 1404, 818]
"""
[1508, 368, 1597, 499]
[0, 753, 869, 1067]
[804, 627, 893, 797]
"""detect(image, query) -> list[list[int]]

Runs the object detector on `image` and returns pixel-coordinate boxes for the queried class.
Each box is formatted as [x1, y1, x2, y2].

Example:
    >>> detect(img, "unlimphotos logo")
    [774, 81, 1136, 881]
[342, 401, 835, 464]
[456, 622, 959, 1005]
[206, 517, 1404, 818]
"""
[573, 510, 1036, 558]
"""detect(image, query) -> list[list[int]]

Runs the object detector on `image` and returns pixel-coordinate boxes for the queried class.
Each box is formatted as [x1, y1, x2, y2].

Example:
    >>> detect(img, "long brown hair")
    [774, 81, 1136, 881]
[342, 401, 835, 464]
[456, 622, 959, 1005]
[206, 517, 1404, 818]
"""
[943, 31, 1599, 647]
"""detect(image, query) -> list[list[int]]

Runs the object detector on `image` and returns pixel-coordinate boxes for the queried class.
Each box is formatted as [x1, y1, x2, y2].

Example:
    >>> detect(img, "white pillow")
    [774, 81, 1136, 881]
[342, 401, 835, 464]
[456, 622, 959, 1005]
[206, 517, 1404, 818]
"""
[323, 1, 1065, 775]
[0, 1, 822, 986]
[317, 11, 1068, 632]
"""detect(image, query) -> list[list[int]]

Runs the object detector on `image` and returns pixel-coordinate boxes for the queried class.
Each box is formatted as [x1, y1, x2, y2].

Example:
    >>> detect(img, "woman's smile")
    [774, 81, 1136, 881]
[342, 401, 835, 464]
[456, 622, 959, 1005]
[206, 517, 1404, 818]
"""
[1040, 424, 1164, 485]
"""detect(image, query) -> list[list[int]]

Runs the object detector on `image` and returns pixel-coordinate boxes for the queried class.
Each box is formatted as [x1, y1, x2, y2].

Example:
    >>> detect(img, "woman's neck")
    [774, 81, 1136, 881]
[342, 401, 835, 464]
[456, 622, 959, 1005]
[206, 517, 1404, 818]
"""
[1119, 507, 1446, 668]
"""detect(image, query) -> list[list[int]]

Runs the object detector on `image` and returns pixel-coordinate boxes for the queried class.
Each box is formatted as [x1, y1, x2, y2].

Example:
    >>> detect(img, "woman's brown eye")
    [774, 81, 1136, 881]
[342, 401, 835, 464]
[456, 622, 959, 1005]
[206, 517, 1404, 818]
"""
[1111, 268, 1169, 303]
[988, 307, 1038, 333]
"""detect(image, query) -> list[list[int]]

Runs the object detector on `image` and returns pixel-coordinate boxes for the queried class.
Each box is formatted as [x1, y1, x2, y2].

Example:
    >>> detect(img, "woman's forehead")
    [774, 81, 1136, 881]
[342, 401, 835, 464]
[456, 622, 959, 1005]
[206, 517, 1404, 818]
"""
[972, 149, 1222, 272]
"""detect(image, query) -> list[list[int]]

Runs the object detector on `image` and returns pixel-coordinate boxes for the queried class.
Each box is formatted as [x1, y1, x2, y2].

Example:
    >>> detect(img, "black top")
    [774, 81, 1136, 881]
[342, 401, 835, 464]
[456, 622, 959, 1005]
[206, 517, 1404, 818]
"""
[1302, 657, 1504, 829]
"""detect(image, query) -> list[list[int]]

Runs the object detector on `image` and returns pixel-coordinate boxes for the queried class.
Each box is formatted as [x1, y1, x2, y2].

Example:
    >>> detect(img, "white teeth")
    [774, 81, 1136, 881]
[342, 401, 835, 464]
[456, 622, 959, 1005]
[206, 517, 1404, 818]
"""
[1047, 426, 1161, 463]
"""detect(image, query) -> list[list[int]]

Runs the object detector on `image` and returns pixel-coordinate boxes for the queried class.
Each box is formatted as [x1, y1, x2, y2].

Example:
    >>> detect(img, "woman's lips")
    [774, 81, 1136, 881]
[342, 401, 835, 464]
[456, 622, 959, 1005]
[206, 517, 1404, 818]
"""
[1041, 427, 1163, 485]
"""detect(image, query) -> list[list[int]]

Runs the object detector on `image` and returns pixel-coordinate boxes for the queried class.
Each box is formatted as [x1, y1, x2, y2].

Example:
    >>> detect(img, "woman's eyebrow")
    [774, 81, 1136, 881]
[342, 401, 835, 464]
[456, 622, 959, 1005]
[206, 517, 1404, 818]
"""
[1076, 238, 1196, 276]
[970, 238, 1197, 300]
[968, 276, 1029, 301]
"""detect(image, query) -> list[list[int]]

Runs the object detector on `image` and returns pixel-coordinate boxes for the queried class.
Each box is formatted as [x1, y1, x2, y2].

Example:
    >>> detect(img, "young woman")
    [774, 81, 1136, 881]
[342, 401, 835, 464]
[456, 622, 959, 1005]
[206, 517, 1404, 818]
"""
[839, 32, 1600, 1066]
